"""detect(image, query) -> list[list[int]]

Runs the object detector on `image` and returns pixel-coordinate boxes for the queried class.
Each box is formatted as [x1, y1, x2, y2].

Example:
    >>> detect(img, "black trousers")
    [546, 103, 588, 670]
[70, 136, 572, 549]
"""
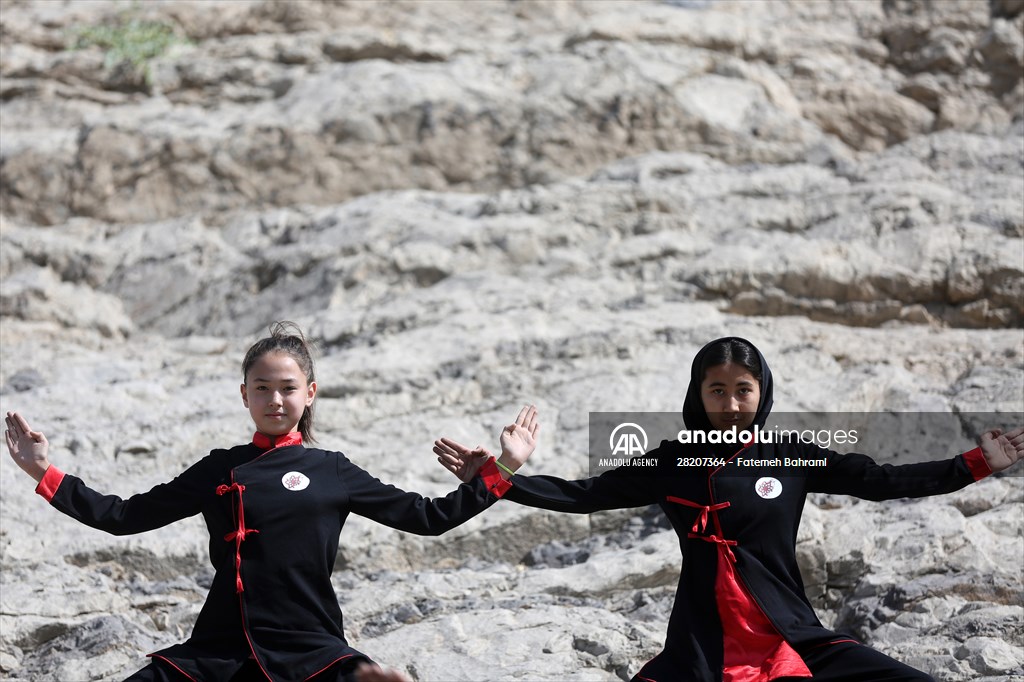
[782, 640, 935, 681]
[630, 640, 936, 682]
[125, 658, 366, 682]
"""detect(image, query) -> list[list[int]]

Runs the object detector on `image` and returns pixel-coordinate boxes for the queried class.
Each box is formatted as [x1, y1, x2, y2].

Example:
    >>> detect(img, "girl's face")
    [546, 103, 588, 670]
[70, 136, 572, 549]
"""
[241, 352, 316, 437]
[700, 362, 761, 432]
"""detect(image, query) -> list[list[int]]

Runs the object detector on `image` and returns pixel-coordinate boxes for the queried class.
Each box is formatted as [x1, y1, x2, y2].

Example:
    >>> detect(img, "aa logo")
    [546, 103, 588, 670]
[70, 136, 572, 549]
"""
[609, 423, 648, 456]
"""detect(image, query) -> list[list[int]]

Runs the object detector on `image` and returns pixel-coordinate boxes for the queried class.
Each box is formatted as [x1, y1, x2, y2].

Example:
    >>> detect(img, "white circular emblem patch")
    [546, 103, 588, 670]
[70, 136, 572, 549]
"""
[755, 477, 782, 499]
[282, 471, 310, 491]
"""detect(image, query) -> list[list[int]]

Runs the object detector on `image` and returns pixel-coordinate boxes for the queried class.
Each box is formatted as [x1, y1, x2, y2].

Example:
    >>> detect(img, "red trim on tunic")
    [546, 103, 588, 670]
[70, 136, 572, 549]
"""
[715, 545, 812, 681]
[678, 441, 812, 681]
[807, 638, 860, 649]
[224, 438, 291, 681]
[689, 531, 738, 562]
[480, 457, 512, 497]
[147, 654, 199, 682]
[35, 465, 65, 502]
[666, 495, 731, 533]
[237, 592, 274, 681]
[217, 478, 259, 593]
[961, 447, 991, 481]
[253, 431, 303, 451]
[304, 654, 355, 680]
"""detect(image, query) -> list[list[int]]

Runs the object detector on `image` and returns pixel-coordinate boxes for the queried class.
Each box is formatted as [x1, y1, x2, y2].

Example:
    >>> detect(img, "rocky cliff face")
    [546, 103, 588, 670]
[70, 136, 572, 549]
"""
[1, 1, 1021, 680]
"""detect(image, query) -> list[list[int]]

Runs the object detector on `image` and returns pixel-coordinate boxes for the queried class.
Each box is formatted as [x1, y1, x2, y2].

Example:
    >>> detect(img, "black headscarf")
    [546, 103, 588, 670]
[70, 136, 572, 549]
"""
[681, 337, 774, 433]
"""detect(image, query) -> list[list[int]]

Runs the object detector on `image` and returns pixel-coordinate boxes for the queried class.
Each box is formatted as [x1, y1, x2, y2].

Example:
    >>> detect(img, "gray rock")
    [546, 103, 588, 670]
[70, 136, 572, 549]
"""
[0, 1, 1021, 680]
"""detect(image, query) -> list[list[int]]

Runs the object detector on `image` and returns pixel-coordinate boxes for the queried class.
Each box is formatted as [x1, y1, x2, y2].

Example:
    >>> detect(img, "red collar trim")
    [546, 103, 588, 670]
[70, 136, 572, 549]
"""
[252, 431, 303, 451]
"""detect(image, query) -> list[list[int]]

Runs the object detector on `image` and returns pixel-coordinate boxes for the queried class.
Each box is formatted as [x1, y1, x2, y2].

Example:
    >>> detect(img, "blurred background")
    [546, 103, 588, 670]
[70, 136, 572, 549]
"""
[1, 0, 1022, 679]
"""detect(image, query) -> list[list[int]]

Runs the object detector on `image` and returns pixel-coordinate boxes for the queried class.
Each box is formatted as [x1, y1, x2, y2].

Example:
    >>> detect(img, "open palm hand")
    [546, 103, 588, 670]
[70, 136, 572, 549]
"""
[980, 426, 1024, 473]
[5, 412, 50, 483]
[499, 404, 539, 469]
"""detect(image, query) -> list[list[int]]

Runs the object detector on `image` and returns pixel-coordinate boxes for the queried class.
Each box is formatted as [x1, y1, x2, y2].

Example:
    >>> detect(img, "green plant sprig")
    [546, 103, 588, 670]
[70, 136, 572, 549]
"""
[70, 13, 187, 86]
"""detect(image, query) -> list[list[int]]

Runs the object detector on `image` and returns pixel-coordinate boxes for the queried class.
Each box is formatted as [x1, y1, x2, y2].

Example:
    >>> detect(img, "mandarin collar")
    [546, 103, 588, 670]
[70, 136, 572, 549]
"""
[252, 431, 303, 451]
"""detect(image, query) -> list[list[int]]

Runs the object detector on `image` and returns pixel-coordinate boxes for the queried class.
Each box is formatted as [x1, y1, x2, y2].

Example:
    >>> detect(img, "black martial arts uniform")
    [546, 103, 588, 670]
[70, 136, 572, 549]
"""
[504, 338, 992, 682]
[35, 431, 512, 682]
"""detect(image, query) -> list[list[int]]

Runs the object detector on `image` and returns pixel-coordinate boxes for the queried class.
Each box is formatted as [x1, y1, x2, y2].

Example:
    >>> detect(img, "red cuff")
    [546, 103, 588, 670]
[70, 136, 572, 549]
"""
[478, 457, 512, 498]
[962, 447, 992, 481]
[35, 465, 65, 502]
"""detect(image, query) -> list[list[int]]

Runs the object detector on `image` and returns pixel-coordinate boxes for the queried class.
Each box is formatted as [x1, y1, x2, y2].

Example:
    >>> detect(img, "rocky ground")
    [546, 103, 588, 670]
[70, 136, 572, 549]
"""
[1, 0, 1022, 680]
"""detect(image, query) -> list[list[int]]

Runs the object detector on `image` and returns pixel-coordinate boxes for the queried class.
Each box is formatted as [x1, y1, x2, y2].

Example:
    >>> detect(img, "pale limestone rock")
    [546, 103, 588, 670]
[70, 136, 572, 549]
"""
[0, 0, 1021, 680]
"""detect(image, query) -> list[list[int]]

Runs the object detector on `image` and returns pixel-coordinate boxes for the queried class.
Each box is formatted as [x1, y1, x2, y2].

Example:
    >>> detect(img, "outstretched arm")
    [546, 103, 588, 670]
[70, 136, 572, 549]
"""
[346, 406, 539, 535]
[6, 410, 212, 534]
[807, 425, 1024, 499]
[436, 409, 664, 514]
[5, 411, 50, 482]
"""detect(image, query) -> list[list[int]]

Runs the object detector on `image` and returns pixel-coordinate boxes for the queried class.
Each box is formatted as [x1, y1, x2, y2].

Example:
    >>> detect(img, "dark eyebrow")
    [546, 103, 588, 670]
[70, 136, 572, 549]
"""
[706, 379, 754, 387]
[252, 377, 298, 383]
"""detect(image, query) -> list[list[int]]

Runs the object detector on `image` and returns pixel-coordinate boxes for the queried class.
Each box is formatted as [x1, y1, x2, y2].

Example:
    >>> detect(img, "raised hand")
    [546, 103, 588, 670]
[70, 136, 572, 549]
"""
[5, 411, 50, 483]
[979, 426, 1024, 473]
[354, 661, 412, 682]
[499, 404, 539, 471]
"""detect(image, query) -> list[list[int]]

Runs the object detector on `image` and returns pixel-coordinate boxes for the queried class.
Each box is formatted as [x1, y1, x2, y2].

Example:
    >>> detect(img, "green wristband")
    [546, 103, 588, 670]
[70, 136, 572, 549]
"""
[495, 459, 517, 477]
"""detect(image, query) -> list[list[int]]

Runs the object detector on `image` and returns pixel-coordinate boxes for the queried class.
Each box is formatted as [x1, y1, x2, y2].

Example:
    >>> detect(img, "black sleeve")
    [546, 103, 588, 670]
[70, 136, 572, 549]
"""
[339, 455, 503, 536]
[805, 443, 983, 500]
[48, 454, 223, 536]
[505, 459, 664, 513]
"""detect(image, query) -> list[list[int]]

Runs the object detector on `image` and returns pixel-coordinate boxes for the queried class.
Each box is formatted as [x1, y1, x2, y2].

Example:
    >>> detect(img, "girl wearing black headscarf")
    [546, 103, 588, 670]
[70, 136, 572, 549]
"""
[435, 337, 1023, 682]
